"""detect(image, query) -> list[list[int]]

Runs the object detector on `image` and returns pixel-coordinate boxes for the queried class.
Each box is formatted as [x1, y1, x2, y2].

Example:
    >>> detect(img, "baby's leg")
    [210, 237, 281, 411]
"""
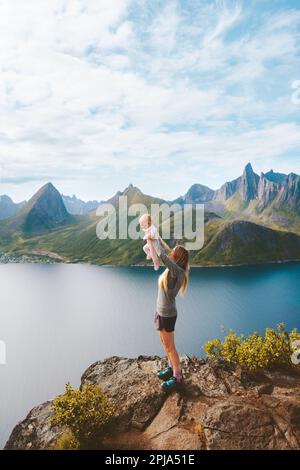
[143, 243, 151, 260]
[148, 240, 160, 271]
[152, 238, 162, 256]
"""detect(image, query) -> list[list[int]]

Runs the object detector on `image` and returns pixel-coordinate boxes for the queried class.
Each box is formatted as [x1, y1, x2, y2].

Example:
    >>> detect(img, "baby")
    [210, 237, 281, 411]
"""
[139, 214, 161, 271]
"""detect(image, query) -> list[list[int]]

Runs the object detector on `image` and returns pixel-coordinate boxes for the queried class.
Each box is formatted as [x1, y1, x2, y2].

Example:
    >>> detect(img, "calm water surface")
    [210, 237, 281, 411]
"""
[1, 262, 300, 447]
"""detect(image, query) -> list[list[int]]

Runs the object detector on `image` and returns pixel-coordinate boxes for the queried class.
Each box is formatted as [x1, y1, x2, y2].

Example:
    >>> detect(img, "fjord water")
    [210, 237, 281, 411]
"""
[1, 262, 300, 447]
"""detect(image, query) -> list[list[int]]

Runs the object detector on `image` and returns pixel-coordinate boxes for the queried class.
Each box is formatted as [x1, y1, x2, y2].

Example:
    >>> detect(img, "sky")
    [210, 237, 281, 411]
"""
[0, 0, 300, 203]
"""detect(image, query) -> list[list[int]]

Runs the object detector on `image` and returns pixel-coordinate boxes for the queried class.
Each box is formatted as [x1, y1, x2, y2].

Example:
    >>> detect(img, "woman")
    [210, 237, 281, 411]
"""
[154, 241, 189, 391]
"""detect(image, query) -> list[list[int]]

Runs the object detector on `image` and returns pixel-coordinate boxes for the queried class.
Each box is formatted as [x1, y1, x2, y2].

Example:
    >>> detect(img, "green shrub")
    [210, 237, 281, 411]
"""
[203, 323, 300, 370]
[55, 430, 80, 450]
[51, 383, 115, 449]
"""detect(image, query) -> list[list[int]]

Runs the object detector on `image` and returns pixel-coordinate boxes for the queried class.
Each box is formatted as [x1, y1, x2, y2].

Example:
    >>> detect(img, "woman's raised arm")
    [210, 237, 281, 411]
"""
[159, 237, 171, 253]
[153, 240, 184, 278]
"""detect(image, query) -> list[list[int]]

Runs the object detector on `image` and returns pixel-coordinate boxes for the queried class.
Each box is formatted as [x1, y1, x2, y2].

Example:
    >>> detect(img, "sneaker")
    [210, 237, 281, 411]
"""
[161, 376, 181, 392]
[157, 366, 173, 380]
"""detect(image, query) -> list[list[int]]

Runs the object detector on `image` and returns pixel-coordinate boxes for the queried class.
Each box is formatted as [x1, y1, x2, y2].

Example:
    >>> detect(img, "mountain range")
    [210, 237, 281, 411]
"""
[0, 195, 25, 220]
[0, 192, 100, 219]
[178, 163, 300, 232]
[0, 163, 300, 266]
[62, 195, 101, 215]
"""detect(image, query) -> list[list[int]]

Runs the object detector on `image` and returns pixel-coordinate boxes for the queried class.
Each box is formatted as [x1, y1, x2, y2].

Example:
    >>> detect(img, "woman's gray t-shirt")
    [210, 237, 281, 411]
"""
[155, 246, 185, 318]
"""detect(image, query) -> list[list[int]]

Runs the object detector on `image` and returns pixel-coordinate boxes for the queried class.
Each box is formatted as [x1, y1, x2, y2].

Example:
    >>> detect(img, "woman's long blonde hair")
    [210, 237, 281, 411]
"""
[159, 245, 189, 296]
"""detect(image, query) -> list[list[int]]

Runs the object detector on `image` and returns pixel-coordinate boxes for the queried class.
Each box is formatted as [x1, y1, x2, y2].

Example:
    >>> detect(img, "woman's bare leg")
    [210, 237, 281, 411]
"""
[159, 331, 172, 368]
[160, 330, 181, 380]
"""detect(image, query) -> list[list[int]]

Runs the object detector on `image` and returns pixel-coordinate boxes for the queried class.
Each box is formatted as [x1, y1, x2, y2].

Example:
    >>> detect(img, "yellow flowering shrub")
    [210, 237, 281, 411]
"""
[204, 323, 300, 370]
[51, 383, 115, 449]
[55, 430, 80, 450]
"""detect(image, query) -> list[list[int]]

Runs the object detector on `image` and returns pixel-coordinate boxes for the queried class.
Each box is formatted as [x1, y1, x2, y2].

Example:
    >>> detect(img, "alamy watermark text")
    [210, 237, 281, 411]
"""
[95, 197, 205, 250]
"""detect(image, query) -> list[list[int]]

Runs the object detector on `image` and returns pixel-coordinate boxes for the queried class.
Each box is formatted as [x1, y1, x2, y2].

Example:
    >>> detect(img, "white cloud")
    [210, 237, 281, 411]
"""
[0, 0, 300, 201]
[203, 2, 242, 46]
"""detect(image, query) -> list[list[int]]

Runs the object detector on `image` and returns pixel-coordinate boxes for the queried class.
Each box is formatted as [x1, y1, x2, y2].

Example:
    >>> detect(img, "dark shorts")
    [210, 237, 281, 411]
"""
[154, 312, 177, 332]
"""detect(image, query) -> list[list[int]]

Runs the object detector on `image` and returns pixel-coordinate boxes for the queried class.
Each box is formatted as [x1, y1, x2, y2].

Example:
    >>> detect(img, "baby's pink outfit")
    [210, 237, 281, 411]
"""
[142, 225, 160, 271]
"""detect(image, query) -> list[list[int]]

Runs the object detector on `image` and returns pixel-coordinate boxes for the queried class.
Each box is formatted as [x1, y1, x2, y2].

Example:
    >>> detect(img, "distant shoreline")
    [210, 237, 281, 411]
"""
[1, 252, 300, 269]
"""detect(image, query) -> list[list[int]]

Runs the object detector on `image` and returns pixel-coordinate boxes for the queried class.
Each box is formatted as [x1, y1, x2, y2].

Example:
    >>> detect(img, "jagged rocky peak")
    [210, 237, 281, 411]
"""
[238, 162, 259, 202]
[24, 182, 68, 218]
[257, 172, 281, 211]
[20, 182, 71, 234]
[265, 169, 288, 184]
[210, 163, 300, 216]
[276, 172, 300, 210]
[213, 177, 240, 202]
[213, 163, 257, 202]
[213, 163, 260, 204]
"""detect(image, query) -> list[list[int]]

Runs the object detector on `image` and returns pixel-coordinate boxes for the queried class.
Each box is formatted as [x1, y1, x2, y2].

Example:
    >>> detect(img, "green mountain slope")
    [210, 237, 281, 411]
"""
[192, 220, 300, 265]
[2, 211, 300, 267]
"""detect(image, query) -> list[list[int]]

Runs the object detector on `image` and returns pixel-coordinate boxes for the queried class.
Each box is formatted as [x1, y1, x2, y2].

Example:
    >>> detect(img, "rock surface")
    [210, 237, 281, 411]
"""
[5, 356, 300, 450]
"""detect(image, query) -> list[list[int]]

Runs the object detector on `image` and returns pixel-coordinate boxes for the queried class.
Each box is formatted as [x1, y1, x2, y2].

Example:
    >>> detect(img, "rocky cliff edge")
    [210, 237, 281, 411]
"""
[5, 356, 300, 450]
